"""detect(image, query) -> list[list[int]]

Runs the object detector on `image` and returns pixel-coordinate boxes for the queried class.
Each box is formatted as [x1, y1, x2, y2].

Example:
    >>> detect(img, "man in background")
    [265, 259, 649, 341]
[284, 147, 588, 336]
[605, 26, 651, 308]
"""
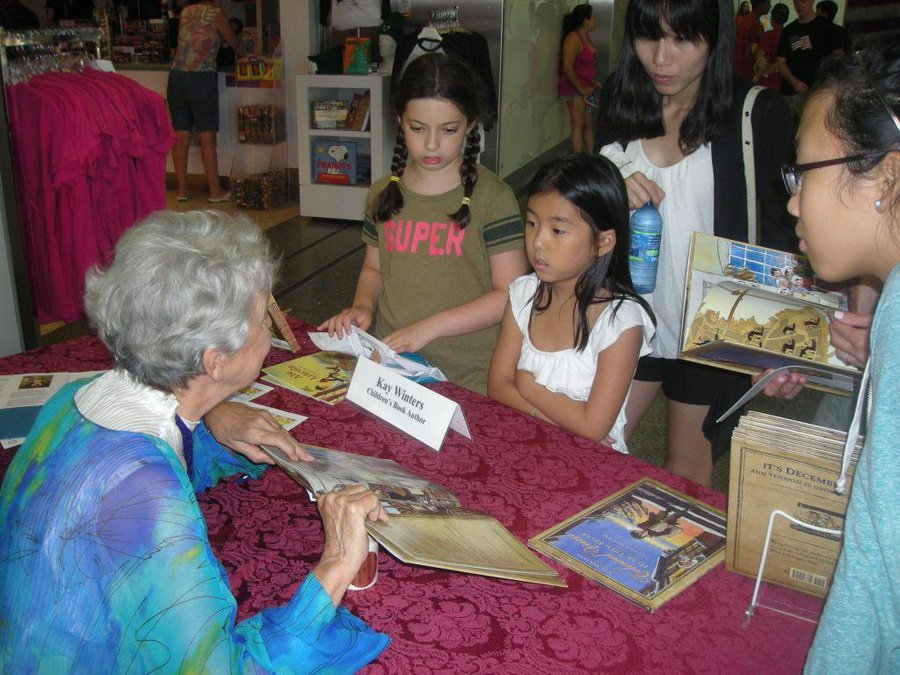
[816, 0, 852, 52]
[776, 0, 843, 122]
[734, 0, 771, 81]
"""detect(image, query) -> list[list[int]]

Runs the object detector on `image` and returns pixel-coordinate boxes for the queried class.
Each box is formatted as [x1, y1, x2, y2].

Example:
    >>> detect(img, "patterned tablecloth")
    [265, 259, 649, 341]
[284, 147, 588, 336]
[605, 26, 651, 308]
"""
[0, 327, 823, 674]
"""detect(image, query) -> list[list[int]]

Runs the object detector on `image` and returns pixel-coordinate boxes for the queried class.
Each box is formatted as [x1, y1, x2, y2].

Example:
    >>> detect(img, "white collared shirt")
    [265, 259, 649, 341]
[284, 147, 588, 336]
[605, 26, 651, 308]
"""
[74, 369, 198, 469]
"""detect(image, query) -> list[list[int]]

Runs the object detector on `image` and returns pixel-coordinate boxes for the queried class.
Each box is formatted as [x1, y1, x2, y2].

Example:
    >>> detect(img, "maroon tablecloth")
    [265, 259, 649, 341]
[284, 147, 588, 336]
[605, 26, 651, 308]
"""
[0, 328, 823, 674]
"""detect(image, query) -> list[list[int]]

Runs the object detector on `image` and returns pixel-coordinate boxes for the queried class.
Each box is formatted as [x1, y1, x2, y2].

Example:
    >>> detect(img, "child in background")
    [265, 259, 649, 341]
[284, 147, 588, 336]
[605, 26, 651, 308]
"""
[488, 154, 655, 452]
[320, 54, 527, 395]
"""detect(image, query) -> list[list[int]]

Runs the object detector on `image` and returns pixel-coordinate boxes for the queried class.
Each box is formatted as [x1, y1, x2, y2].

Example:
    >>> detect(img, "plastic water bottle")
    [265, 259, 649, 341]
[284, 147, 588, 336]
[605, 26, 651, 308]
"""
[629, 202, 663, 294]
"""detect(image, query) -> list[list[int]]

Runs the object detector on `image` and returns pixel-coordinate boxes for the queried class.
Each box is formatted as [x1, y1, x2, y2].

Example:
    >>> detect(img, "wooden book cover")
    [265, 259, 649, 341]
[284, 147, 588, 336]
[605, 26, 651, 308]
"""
[679, 233, 857, 395]
[264, 443, 565, 587]
[529, 478, 726, 611]
[266, 294, 300, 353]
[726, 427, 859, 597]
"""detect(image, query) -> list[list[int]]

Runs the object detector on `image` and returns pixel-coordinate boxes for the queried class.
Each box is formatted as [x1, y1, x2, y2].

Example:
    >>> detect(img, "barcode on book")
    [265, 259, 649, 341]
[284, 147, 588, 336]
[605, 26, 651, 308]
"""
[789, 567, 828, 589]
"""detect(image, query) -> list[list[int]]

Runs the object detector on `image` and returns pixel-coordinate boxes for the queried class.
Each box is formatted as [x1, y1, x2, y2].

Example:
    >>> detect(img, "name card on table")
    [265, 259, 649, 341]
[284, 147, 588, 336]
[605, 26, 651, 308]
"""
[346, 356, 470, 451]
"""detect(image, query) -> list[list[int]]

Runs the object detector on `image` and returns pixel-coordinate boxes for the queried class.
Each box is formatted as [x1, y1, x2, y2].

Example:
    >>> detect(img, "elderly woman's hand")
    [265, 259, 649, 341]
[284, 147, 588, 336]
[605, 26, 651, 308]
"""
[205, 401, 311, 463]
[313, 486, 388, 606]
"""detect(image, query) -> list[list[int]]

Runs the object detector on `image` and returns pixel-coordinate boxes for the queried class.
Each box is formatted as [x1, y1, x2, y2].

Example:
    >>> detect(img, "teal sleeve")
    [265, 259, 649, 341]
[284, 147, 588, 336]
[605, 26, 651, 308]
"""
[97, 456, 389, 674]
[191, 421, 267, 492]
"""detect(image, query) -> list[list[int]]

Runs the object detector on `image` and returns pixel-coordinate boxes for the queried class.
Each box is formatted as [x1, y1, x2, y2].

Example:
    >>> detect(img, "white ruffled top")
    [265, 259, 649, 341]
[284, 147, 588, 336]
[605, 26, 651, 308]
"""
[510, 274, 655, 453]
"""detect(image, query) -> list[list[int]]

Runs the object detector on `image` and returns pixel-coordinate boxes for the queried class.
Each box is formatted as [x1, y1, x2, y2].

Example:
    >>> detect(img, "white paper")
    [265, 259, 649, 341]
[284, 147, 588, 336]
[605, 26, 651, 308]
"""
[1, 438, 24, 449]
[346, 356, 468, 451]
[241, 401, 306, 430]
[309, 326, 447, 382]
[229, 382, 275, 404]
[0, 373, 70, 409]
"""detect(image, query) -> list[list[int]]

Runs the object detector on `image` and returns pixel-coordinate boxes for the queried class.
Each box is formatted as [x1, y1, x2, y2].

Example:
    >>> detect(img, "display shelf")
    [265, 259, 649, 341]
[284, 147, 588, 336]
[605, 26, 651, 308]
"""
[230, 56, 287, 210]
[297, 73, 393, 220]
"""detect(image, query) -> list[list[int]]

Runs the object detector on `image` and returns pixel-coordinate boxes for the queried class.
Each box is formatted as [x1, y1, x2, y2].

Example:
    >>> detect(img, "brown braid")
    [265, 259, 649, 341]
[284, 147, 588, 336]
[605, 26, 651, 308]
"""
[448, 126, 481, 230]
[372, 126, 408, 223]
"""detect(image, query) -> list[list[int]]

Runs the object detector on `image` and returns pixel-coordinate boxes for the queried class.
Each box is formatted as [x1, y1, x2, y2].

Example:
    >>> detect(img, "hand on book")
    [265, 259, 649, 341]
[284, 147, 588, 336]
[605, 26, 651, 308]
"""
[753, 369, 807, 399]
[830, 310, 872, 368]
[383, 319, 436, 354]
[314, 485, 388, 606]
[205, 401, 312, 463]
[318, 307, 374, 340]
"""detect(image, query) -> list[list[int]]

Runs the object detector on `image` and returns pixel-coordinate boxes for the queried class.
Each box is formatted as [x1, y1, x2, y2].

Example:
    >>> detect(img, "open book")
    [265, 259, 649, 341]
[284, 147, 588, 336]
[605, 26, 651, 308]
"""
[679, 233, 858, 395]
[263, 444, 565, 587]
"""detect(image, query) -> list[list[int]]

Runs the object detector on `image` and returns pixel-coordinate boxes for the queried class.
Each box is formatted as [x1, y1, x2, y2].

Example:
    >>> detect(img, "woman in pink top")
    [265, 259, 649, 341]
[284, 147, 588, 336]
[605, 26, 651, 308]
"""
[167, 0, 242, 202]
[559, 4, 600, 153]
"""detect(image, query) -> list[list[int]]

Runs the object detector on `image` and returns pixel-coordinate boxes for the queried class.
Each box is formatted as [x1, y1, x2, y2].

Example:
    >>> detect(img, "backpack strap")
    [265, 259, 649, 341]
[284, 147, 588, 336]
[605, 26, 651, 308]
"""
[742, 86, 765, 246]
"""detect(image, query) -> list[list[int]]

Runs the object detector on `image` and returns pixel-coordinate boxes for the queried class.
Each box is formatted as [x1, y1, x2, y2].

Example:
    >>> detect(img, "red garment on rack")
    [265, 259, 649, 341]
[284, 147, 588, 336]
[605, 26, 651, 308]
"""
[6, 70, 176, 323]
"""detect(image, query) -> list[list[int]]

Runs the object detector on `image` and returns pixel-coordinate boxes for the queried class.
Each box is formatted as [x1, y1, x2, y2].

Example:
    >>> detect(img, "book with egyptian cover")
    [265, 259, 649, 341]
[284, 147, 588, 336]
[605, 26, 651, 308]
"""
[529, 478, 726, 611]
[679, 233, 857, 395]
[262, 351, 357, 404]
[263, 443, 565, 587]
[726, 411, 861, 597]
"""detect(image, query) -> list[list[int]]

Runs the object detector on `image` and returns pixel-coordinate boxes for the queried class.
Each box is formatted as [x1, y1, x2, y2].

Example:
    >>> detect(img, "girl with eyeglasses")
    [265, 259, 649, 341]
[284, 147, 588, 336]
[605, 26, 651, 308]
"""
[782, 36, 900, 673]
[594, 0, 796, 485]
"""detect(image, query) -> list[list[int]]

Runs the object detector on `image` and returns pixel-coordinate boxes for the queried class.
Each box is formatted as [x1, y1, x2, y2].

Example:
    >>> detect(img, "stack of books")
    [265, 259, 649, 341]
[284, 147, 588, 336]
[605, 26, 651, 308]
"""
[727, 410, 862, 597]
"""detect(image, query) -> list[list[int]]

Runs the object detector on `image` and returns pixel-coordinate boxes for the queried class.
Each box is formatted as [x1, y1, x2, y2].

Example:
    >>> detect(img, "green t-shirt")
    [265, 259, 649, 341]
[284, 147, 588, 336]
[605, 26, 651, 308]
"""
[362, 166, 524, 394]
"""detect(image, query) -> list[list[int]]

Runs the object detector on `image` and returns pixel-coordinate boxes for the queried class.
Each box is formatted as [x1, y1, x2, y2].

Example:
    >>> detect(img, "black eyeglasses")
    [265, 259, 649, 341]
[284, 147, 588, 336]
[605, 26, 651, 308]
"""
[781, 153, 888, 196]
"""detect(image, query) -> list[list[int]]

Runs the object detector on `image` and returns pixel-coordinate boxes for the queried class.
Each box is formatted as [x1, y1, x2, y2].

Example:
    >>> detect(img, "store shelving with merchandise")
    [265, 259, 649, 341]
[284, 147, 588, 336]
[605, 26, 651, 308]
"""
[297, 73, 393, 220]
[230, 54, 288, 210]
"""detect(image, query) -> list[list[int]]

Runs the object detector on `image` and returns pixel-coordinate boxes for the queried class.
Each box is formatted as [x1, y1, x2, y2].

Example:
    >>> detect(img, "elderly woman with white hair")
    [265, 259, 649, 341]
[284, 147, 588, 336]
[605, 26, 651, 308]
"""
[0, 211, 390, 672]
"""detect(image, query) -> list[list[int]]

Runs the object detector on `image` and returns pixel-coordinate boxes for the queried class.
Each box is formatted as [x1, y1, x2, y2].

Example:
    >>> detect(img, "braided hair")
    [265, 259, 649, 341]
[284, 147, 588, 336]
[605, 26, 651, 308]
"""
[372, 53, 488, 229]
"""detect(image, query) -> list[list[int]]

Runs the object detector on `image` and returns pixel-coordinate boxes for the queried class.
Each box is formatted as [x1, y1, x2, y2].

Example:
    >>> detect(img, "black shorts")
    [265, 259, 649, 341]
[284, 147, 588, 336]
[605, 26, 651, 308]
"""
[634, 356, 725, 406]
[167, 69, 219, 133]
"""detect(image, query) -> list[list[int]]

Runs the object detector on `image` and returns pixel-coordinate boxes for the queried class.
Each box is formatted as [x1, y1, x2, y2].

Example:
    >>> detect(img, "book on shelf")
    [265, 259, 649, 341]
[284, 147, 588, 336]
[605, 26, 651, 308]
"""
[679, 233, 858, 395]
[529, 478, 726, 611]
[313, 139, 358, 185]
[351, 92, 371, 131]
[262, 351, 357, 405]
[343, 92, 363, 129]
[727, 410, 860, 598]
[263, 443, 566, 587]
[311, 99, 349, 129]
[265, 294, 300, 353]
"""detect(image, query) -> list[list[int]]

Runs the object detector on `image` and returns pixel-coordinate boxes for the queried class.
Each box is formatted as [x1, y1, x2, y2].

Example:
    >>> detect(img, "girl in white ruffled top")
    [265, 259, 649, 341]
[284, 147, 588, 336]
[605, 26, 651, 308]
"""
[488, 154, 656, 453]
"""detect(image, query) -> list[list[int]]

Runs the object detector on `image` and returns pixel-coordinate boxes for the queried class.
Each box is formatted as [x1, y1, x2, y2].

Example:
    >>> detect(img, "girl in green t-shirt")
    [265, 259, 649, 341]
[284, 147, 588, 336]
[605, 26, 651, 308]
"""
[321, 54, 527, 394]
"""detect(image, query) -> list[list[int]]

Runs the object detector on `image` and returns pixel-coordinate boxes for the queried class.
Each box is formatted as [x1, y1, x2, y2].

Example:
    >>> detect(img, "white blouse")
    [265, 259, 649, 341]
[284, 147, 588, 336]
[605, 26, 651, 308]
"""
[600, 139, 715, 359]
[74, 369, 197, 469]
[509, 274, 655, 453]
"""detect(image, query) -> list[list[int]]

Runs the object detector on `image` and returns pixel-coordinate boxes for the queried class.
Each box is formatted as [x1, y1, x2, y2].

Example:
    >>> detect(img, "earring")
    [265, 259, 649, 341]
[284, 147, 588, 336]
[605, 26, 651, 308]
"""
[875, 199, 882, 209]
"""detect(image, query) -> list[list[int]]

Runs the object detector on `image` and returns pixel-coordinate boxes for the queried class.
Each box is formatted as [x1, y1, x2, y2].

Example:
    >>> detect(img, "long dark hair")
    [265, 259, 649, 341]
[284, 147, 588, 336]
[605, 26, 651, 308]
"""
[562, 4, 593, 37]
[814, 35, 900, 217]
[527, 154, 656, 352]
[599, 0, 734, 154]
[372, 53, 487, 229]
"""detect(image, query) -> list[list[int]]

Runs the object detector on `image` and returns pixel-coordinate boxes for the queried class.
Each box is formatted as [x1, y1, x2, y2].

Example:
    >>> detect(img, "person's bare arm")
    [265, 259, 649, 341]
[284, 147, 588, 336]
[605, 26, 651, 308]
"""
[213, 9, 242, 54]
[382, 248, 528, 353]
[777, 56, 808, 92]
[514, 326, 644, 442]
[319, 245, 383, 338]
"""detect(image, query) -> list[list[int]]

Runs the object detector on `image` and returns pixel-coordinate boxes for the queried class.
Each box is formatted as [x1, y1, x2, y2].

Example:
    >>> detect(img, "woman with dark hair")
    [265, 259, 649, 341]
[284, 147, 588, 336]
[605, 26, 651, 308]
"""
[595, 0, 794, 484]
[559, 4, 600, 153]
[776, 36, 900, 672]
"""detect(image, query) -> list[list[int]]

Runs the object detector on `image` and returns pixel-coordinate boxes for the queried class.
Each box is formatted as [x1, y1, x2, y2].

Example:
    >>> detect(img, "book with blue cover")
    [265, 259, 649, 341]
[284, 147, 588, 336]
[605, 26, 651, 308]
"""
[313, 139, 357, 185]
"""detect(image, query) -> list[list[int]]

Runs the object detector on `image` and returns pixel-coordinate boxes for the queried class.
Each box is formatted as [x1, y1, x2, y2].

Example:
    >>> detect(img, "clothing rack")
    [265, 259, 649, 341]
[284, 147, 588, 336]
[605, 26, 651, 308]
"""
[0, 28, 101, 85]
